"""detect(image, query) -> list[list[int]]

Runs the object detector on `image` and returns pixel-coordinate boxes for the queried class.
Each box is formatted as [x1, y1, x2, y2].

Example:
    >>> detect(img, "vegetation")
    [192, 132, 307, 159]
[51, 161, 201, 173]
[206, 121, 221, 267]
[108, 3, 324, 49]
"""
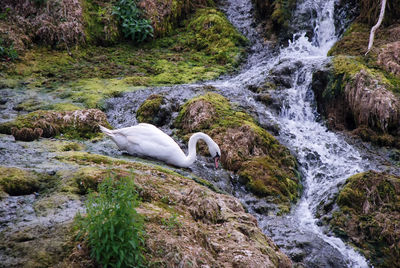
[0, 109, 110, 140]
[76, 175, 146, 267]
[0, 38, 18, 61]
[175, 92, 301, 211]
[0, 166, 39, 196]
[136, 94, 165, 125]
[113, 0, 153, 42]
[329, 171, 400, 267]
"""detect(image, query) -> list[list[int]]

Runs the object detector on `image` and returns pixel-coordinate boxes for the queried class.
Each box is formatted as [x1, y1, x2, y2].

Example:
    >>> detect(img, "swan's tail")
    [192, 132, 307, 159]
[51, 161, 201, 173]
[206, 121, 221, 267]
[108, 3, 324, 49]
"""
[99, 125, 113, 136]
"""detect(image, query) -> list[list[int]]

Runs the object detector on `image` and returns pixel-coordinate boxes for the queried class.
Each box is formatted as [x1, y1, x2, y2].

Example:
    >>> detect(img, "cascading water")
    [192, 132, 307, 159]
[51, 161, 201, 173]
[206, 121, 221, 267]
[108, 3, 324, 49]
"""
[216, 0, 370, 266]
[104, 0, 372, 266]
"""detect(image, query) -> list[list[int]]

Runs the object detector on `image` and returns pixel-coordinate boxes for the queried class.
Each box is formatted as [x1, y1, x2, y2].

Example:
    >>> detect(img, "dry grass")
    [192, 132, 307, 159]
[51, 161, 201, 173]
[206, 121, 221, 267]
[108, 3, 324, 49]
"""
[0, 0, 85, 51]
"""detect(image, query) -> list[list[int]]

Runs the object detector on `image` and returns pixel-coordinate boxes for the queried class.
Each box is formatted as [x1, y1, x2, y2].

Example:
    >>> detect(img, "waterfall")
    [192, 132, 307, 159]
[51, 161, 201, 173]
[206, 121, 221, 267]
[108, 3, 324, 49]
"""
[215, 0, 370, 266]
[104, 0, 371, 266]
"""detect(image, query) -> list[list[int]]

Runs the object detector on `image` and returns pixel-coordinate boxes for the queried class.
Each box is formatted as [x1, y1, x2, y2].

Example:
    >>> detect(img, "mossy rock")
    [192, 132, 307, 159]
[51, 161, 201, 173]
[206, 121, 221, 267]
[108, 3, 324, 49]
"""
[139, 0, 215, 37]
[136, 94, 169, 126]
[0, 109, 111, 140]
[329, 171, 400, 267]
[82, 0, 120, 45]
[0, 166, 39, 195]
[175, 92, 301, 210]
[184, 8, 248, 65]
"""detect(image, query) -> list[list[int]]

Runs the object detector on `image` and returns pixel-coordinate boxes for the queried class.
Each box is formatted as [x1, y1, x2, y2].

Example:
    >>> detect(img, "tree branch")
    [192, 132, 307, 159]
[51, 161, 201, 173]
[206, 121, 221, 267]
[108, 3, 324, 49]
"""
[365, 0, 387, 55]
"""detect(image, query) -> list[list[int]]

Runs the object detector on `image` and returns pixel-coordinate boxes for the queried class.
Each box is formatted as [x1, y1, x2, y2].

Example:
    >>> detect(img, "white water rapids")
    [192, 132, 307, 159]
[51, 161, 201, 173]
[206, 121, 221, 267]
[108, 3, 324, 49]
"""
[103, 0, 371, 266]
[215, 0, 370, 266]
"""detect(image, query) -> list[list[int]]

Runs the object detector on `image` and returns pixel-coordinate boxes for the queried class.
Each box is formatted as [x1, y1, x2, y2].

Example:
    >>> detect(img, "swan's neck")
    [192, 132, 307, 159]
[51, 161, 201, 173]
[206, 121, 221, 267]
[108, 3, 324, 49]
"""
[181, 132, 214, 167]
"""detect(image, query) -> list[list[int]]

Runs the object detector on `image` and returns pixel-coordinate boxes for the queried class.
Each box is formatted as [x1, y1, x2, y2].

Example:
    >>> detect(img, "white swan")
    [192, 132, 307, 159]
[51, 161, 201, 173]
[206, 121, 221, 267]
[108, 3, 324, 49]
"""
[99, 123, 221, 168]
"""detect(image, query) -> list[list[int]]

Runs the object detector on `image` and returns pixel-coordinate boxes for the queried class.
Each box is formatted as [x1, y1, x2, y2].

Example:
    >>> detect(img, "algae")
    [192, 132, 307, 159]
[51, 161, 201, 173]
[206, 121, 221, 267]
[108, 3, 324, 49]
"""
[329, 171, 400, 267]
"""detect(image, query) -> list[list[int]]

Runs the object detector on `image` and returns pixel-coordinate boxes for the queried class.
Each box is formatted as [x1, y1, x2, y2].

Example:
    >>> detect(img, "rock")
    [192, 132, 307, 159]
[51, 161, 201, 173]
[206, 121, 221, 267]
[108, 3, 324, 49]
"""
[0, 109, 111, 140]
[344, 70, 400, 133]
[0, 166, 39, 196]
[53, 152, 293, 267]
[328, 171, 400, 267]
[136, 94, 172, 126]
[311, 59, 400, 148]
[175, 92, 301, 211]
[378, 41, 400, 76]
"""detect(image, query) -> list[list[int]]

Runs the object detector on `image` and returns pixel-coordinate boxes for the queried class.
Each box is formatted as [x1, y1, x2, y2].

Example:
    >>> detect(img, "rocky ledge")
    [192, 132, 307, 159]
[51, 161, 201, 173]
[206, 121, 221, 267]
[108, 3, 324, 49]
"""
[326, 171, 400, 268]
[174, 92, 301, 213]
[0, 151, 292, 267]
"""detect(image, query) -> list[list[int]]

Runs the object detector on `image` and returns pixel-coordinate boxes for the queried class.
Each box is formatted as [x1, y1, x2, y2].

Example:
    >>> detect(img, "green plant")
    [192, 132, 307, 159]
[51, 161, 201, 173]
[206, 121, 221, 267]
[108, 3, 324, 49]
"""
[0, 38, 18, 61]
[161, 213, 182, 230]
[113, 0, 153, 42]
[0, 7, 11, 20]
[76, 174, 146, 267]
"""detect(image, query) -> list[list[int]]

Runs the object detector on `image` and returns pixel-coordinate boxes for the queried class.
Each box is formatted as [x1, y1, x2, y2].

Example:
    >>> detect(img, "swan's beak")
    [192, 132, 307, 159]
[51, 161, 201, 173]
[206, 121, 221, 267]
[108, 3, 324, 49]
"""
[213, 156, 220, 169]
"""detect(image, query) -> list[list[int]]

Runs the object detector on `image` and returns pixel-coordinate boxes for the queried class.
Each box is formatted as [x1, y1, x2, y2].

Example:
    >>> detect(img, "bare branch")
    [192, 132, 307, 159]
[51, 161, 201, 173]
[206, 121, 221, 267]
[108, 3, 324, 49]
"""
[365, 0, 387, 55]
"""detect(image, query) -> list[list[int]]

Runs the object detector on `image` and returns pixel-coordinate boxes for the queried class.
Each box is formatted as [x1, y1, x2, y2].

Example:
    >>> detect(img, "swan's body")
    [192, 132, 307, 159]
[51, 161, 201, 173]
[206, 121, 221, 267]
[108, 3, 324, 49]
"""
[99, 123, 221, 168]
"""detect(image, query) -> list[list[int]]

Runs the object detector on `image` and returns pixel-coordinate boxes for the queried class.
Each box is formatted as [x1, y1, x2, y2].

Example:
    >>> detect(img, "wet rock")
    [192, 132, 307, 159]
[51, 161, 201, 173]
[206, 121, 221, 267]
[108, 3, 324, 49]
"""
[328, 171, 400, 267]
[52, 152, 292, 267]
[268, 60, 304, 89]
[175, 92, 301, 211]
[312, 62, 400, 148]
[0, 166, 39, 196]
[0, 109, 111, 140]
[136, 94, 172, 126]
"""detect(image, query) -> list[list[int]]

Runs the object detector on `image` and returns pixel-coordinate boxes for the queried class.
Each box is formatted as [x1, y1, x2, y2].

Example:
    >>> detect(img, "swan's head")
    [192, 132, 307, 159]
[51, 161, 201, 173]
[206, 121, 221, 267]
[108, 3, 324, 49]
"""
[209, 142, 221, 169]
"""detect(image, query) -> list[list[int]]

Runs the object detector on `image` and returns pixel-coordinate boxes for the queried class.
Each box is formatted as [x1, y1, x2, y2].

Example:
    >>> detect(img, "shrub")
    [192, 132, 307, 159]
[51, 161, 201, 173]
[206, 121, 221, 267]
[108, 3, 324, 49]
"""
[76, 174, 146, 267]
[113, 0, 153, 42]
[0, 38, 18, 61]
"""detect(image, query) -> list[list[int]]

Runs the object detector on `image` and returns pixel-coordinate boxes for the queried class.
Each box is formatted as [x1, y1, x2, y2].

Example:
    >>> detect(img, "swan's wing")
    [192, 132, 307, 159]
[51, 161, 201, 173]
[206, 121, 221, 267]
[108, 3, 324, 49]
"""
[116, 124, 185, 162]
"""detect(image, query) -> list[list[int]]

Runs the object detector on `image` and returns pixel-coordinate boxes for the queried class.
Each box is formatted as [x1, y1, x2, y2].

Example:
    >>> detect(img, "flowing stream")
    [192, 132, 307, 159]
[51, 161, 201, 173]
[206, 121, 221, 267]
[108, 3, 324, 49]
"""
[107, 0, 370, 266]
[0, 0, 381, 266]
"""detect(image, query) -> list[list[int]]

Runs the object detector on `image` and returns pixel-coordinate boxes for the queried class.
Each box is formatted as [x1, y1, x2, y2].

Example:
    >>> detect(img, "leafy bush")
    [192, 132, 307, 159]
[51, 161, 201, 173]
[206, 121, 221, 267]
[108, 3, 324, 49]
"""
[113, 0, 153, 42]
[0, 38, 18, 61]
[76, 174, 146, 267]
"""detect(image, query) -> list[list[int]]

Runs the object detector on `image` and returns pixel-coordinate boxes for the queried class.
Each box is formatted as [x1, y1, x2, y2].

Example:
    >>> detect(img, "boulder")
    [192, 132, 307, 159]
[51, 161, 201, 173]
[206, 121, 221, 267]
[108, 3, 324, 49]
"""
[175, 92, 301, 211]
[0, 109, 110, 140]
[328, 171, 400, 268]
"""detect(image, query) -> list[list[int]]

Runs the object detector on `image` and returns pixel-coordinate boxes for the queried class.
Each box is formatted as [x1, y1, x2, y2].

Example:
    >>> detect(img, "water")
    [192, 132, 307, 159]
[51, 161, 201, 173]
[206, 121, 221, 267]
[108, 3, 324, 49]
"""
[0, 0, 373, 266]
[103, 0, 373, 266]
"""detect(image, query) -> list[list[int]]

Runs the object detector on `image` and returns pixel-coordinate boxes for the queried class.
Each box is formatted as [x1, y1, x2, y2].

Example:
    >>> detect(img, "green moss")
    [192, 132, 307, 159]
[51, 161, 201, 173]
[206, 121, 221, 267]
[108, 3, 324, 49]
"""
[81, 0, 120, 45]
[0, 166, 39, 195]
[175, 92, 301, 211]
[322, 56, 395, 100]
[183, 8, 248, 65]
[328, 23, 370, 56]
[329, 171, 400, 267]
[4, 7, 246, 109]
[136, 94, 164, 124]
[239, 156, 301, 204]
[0, 109, 110, 140]
[56, 78, 133, 109]
[271, 0, 297, 31]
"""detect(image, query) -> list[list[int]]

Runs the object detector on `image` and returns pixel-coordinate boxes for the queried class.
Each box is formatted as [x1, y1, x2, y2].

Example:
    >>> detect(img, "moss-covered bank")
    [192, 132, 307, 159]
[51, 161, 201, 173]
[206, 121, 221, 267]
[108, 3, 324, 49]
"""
[328, 171, 400, 268]
[2, 7, 246, 110]
[0, 109, 110, 140]
[0, 148, 293, 267]
[175, 92, 301, 212]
